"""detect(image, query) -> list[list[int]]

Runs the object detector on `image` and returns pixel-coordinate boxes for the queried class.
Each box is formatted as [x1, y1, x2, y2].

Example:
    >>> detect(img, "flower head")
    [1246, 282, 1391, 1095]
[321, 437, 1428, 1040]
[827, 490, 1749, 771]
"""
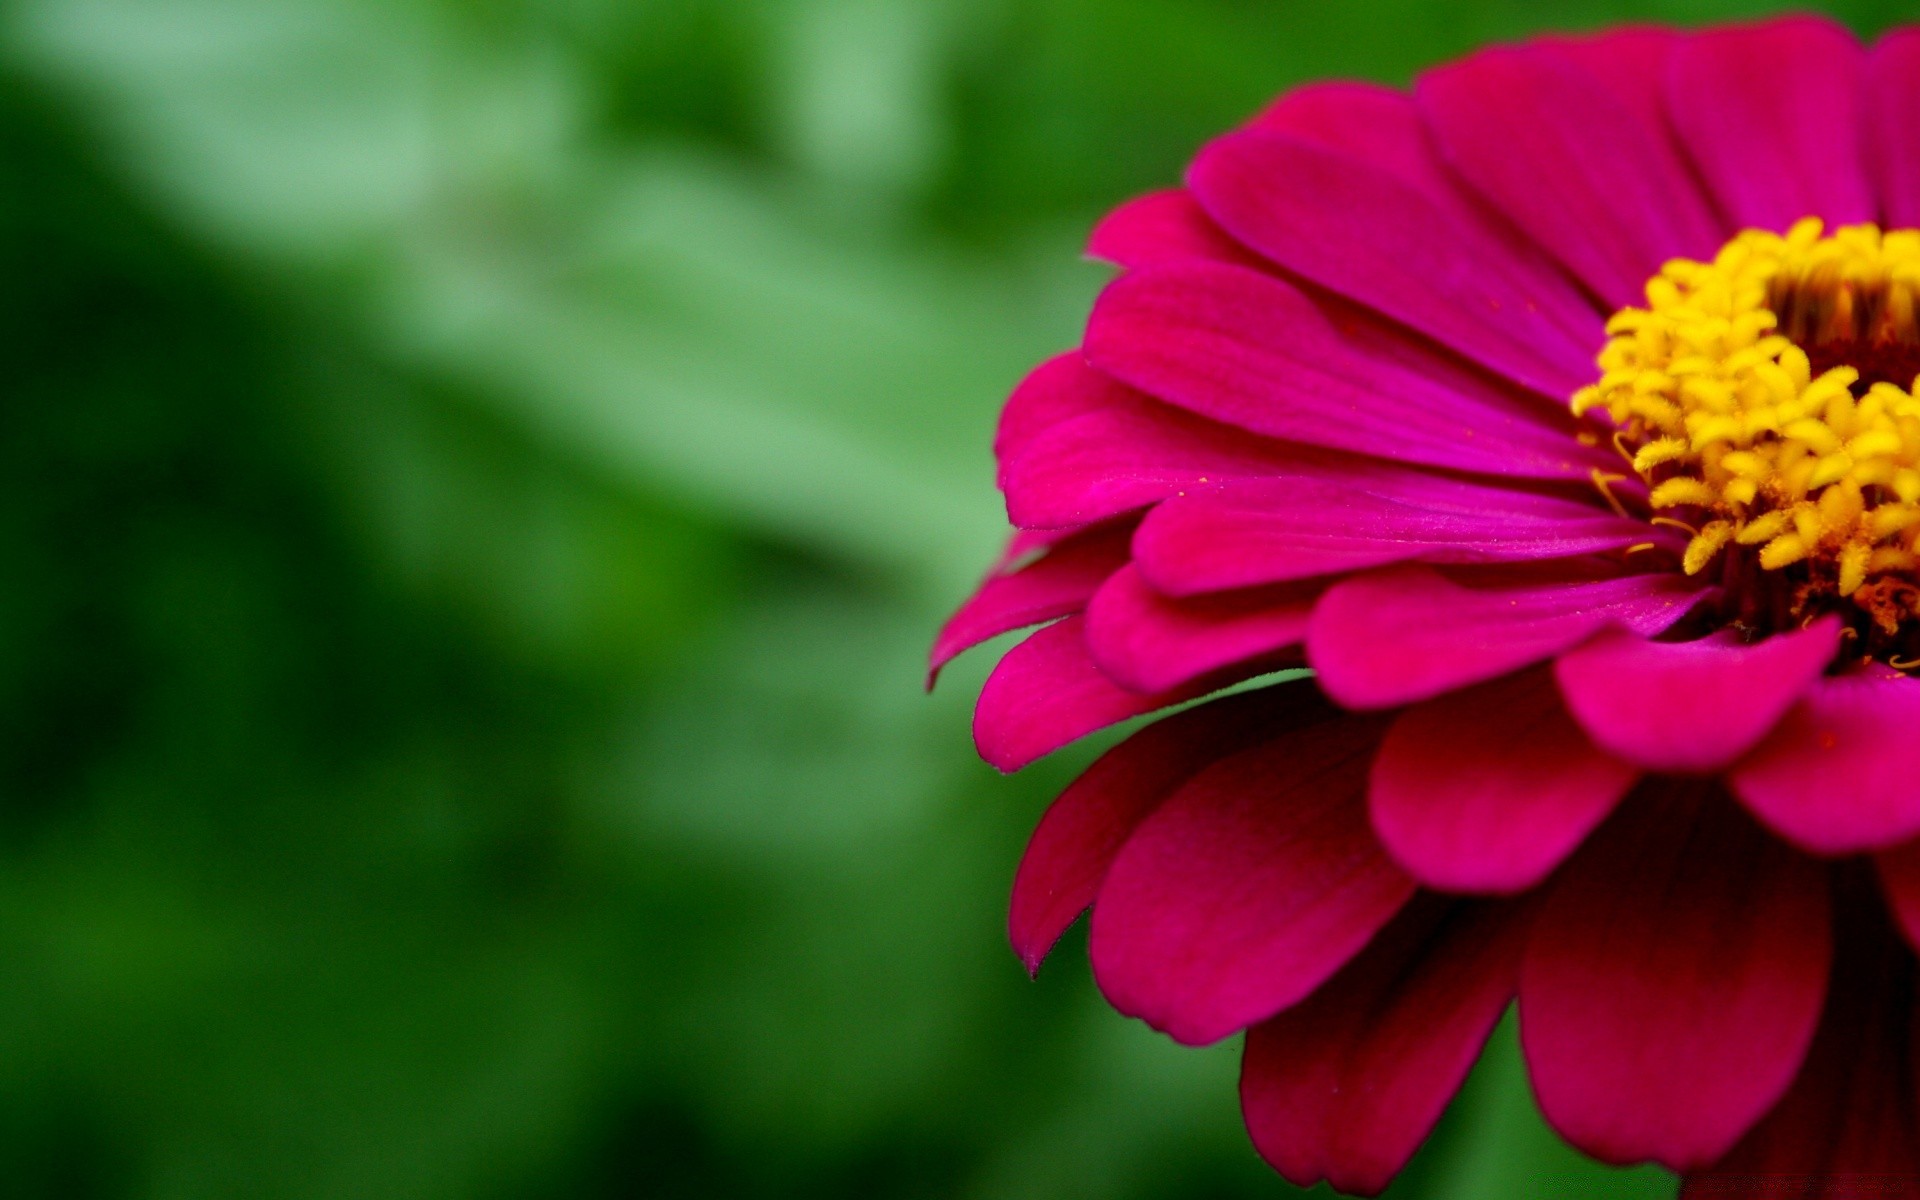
[935, 14, 1920, 1194]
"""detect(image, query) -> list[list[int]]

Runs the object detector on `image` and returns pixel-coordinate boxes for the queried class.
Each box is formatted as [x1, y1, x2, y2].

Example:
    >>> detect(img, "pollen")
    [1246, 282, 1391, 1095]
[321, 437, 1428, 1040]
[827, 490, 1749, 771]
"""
[1574, 219, 1920, 633]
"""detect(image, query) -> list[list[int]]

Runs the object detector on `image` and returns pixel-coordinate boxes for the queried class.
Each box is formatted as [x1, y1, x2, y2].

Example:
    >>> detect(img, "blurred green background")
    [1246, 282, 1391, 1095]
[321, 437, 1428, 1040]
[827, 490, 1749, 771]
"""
[0, 0, 1907, 1196]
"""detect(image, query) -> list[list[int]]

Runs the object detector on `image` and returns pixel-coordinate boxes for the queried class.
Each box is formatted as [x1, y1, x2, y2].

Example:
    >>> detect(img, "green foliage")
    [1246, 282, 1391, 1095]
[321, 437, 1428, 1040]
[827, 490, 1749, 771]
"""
[0, 0, 1907, 1195]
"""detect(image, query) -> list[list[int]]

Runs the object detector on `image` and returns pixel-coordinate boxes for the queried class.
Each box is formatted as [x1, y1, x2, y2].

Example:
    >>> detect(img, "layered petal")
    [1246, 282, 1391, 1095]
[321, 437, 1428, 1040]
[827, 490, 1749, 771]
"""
[1369, 668, 1637, 895]
[1132, 472, 1647, 595]
[1000, 388, 1311, 530]
[1085, 262, 1605, 479]
[1083, 565, 1313, 695]
[1419, 41, 1721, 305]
[1089, 710, 1412, 1046]
[1553, 618, 1840, 775]
[930, 522, 1132, 683]
[1187, 127, 1600, 396]
[1241, 898, 1529, 1196]
[1668, 16, 1873, 232]
[1309, 566, 1707, 710]
[1729, 669, 1920, 856]
[1870, 29, 1920, 228]
[1521, 785, 1832, 1170]
[973, 617, 1197, 772]
[1681, 881, 1918, 1196]
[1086, 189, 1259, 270]
[1009, 686, 1307, 973]
[994, 352, 1124, 480]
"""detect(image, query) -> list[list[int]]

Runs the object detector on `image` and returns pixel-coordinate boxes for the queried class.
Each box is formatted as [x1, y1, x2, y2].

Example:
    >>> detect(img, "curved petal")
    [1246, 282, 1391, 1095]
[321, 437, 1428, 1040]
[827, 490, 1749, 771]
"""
[1089, 711, 1412, 1046]
[1248, 80, 1459, 197]
[973, 617, 1198, 773]
[1000, 389, 1312, 530]
[1083, 565, 1313, 695]
[1086, 188, 1260, 270]
[1521, 784, 1832, 1171]
[1085, 262, 1605, 479]
[1132, 472, 1647, 595]
[929, 522, 1134, 684]
[1309, 566, 1709, 711]
[1729, 669, 1920, 856]
[1187, 128, 1601, 397]
[1553, 618, 1840, 775]
[1681, 883, 1917, 1195]
[1419, 42, 1722, 305]
[1241, 897, 1529, 1196]
[1540, 27, 1687, 150]
[1009, 686, 1310, 974]
[1870, 29, 1920, 228]
[1668, 16, 1873, 232]
[994, 353, 1122, 482]
[1370, 668, 1638, 895]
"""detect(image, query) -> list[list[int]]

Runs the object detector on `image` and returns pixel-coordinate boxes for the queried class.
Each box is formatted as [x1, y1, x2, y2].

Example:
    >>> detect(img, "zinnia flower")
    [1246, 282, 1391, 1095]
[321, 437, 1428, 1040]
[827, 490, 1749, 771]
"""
[933, 14, 1920, 1195]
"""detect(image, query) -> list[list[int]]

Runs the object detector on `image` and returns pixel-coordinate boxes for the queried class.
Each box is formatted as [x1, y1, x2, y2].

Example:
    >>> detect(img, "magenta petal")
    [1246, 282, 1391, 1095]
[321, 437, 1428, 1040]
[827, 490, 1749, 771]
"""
[1009, 687, 1308, 974]
[1554, 618, 1841, 775]
[1248, 81, 1459, 198]
[1000, 390, 1310, 530]
[1084, 565, 1313, 695]
[1309, 566, 1708, 711]
[929, 522, 1133, 684]
[1681, 886, 1917, 1194]
[1869, 29, 1920, 228]
[1668, 16, 1873, 232]
[1187, 128, 1600, 397]
[1874, 838, 1920, 955]
[1241, 898, 1529, 1197]
[994, 353, 1121, 484]
[1541, 27, 1685, 143]
[1086, 189, 1259, 270]
[1419, 43, 1721, 306]
[973, 616, 1197, 773]
[1132, 473, 1647, 595]
[1089, 712, 1413, 1046]
[1370, 668, 1638, 895]
[1729, 670, 1920, 856]
[1085, 262, 1603, 480]
[1521, 785, 1832, 1171]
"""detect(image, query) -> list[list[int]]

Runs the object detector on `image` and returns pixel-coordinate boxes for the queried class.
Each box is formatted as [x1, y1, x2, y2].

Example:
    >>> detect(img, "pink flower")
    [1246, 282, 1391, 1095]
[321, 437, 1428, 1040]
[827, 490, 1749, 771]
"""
[934, 15, 1920, 1195]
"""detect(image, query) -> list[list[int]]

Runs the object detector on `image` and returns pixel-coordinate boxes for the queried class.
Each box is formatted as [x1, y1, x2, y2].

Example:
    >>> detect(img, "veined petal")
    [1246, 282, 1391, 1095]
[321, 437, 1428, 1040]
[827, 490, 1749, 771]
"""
[1521, 785, 1832, 1171]
[1241, 898, 1529, 1196]
[1668, 16, 1873, 232]
[1309, 566, 1708, 711]
[1370, 668, 1638, 895]
[1083, 565, 1313, 695]
[929, 521, 1133, 684]
[1870, 29, 1920, 228]
[1089, 712, 1411, 1046]
[1086, 189, 1260, 270]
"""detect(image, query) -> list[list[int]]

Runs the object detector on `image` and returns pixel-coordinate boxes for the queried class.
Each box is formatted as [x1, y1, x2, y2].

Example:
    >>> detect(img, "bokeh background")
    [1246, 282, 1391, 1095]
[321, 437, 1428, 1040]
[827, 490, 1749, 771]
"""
[1, 1, 1909, 1196]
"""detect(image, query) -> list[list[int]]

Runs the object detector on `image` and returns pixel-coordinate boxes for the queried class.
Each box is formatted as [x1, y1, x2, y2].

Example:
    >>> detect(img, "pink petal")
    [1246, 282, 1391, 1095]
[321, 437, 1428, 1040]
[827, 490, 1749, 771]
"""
[1187, 127, 1600, 398]
[1241, 897, 1529, 1197]
[1089, 711, 1413, 1046]
[929, 522, 1134, 685]
[1309, 566, 1708, 711]
[1369, 668, 1638, 895]
[973, 616, 1198, 773]
[1540, 27, 1687, 147]
[1668, 16, 1874, 232]
[1086, 189, 1259, 270]
[1521, 784, 1832, 1171]
[1010, 686, 1310, 974]
[1132, 472, 1647, 595]
[1554, 618, 1841, 775]
[1000, 389, 1311, 530]
[1729, 670, 1920, 856]
[1247, 81, 1460, 198]
[1084, 262, 1605, 480]
[994, 353, 1129, 489]
[1681, 887, 1917, 1195]
[1083, 564, 1313, 695]
[1419, 41, 1722, 306]
[1869, 29, 1920, 228]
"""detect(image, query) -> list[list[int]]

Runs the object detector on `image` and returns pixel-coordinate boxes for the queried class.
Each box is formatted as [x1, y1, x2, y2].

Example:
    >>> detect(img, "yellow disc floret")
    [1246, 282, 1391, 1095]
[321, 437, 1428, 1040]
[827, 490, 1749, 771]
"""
[1574, 218, 1920, 629]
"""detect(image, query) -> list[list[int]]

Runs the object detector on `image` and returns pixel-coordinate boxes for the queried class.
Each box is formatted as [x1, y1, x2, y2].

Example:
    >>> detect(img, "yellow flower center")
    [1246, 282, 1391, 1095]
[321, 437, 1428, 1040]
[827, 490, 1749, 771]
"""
[1575, 218, 1920, 643]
